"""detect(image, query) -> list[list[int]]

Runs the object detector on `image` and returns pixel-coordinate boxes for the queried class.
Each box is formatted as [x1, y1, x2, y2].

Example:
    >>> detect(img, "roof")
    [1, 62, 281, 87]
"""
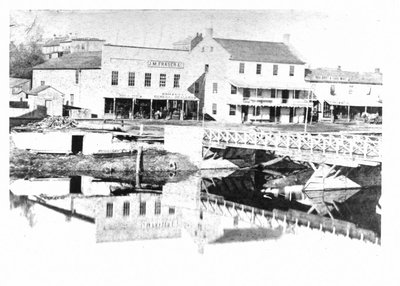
[10, 78, 30, 88]
[72, 38, 105, 42]
[104, 43, 189, 52]
[173, 36, 193, 45]
[33, 51, 102, 70]
[305, 68, 383, 85]
[43, 37, 70, 47]
[26, 85, 64, 95]
[213, 38, 305, 65]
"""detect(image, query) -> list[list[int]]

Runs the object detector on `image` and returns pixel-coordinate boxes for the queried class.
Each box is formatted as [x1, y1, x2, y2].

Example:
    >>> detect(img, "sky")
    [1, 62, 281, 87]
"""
[9, 9, 386, 73]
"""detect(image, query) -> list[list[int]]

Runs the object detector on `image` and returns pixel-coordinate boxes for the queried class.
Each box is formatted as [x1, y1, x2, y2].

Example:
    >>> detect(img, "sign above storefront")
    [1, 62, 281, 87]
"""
[147, 60, 184, 69]
[134, 92, 198, 101]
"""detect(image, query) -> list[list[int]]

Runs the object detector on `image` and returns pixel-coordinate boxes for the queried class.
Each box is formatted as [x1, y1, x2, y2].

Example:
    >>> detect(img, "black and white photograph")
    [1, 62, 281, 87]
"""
[4, 4, 398, 286]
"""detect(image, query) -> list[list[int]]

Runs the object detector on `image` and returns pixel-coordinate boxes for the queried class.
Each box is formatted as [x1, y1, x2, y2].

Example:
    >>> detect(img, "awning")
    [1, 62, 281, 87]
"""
[323, 96, 382, 107]
[227, 99, 312, 108]
[109, 90, 199, 101]
[228, 78, 311, 90]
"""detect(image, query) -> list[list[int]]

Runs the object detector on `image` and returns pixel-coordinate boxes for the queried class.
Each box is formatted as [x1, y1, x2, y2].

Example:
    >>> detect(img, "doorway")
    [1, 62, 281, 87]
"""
[71, 135, 84, 154]
[69, 176, 82, 194]
[270, 107, 281, 122]
[242, 106, 249, 122]
[289, 107, 294, 123]
[115, 98, 133, 119]
[282, 90, 289, 103]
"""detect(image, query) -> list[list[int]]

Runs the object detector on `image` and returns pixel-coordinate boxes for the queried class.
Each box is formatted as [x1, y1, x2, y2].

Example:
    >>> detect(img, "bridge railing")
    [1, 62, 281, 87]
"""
[203, 128, 382, 161]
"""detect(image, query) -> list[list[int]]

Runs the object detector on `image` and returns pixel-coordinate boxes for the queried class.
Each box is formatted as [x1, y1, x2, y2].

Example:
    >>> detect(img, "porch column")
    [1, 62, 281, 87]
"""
[347, 105, 350, 122]
[181, 100, 184, 120]
[131, 99, 134, 119]
[365, 106, 367, 113]
[150, 99, 153, 119]
[113, 98, 116, 119]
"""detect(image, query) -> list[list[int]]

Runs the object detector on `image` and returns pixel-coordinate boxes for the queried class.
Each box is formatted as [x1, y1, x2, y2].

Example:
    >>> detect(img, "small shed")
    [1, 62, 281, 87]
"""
[26, 85, 64, 116]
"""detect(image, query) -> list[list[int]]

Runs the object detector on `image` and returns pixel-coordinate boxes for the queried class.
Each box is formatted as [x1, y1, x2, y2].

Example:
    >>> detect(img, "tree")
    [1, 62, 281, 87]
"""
[10, 41, 45, 79]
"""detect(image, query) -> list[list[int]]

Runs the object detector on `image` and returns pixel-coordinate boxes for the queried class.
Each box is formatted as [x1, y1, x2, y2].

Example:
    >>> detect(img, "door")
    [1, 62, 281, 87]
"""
[71, 135, 84, 154]
[289, 107, 294, 123]
[45, 100, 52, 115]
[242, 106, 249, 122]
[282, 90, 289, 103]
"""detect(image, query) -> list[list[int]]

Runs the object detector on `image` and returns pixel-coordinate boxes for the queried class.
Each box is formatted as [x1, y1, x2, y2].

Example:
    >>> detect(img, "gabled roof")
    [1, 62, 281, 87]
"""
[10, 77, 30, 88]
[72, 37, 105, 42]
[305, 68, 383, 85]
[26, 85, 64, 95]
[33, 51, 102, 70]
[213, 38, 305, 65]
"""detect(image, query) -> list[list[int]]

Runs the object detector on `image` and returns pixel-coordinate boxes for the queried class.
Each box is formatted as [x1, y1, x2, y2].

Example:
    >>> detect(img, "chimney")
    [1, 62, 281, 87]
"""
[283, 34, 290, 45]
[375, 68, 380, 73]
[337, 65, 341, 71]
[205, 28, 213, 38]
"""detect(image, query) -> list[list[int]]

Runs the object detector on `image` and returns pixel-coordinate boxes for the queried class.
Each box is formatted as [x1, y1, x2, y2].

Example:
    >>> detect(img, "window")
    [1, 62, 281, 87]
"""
[229, 105, 236, 116]
[205, 64, 209, 73]
[271, 89, 276, 98]
[75, 70, 79, 84]
[295, 90, 300, 99]
[169, 207, 175, 215]
[155, 200, 161, 215]
[104, 98, 114, 113]
[194, 82, 200, 94]
[41, 81, 45, 86]
[123, 201, 130, 216]
[173, 74, 180, 88]
[106, 203, 113, 218]
[273, 65, 278, 75]
[330, 85, 336, 95]
[70, 94, 74, 106]
[256, 64, 262, 75]
[323, 101, 331, 118]
[139, 201, 146, 216]
[111, 71, 118, 85]
[243, 88, 250, 98]
[213, 83, 218, 93]
[25, 94, 28, 99]
[128, 72, 135, 86]
[290, 65, 295, 76]
[159, 74, 166, 87]
[239, 63, 245, 74]
[231, 85, 237, 94]
[257, 89, 262, 97]
[212, 103, 217, 115]
[144, 73, 151, 87]
[253, 106, 261, 116]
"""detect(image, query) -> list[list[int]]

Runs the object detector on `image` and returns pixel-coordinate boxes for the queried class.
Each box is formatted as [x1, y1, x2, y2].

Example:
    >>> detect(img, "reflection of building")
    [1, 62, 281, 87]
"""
[96, 194, 181, 243]
[306, 67, 383, 122]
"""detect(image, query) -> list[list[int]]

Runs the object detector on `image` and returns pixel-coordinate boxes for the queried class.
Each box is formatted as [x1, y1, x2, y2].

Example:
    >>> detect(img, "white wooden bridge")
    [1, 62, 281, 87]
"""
[203, 128, 382, 167]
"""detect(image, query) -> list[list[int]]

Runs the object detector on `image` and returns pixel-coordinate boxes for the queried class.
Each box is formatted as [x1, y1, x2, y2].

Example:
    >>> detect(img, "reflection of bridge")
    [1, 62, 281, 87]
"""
[200, 193, 380, 244]
[203, 128, 381, 167]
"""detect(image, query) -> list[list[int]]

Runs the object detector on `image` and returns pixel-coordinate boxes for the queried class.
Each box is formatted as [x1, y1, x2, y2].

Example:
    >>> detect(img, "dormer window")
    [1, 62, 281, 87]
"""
[289, 65, 294, 76]
[273, 65, 278, 76]
[239, 63, 245, 74]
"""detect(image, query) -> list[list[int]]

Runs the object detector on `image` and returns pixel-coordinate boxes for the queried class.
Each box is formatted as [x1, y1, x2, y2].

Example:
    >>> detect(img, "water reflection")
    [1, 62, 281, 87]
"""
[9, 169, 381, 252]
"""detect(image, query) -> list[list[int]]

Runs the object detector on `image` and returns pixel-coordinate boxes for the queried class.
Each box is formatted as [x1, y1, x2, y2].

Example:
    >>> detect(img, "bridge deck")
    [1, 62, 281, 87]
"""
[203, 128, 381, 166]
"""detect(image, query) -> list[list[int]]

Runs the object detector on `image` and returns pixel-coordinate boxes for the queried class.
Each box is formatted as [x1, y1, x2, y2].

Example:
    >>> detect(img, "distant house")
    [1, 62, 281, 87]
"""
[25, 85, 64, 116]
[306, 67, 383, 122]
[42, 37, 70, 60]
[9, 77, 31, 100]
[70, 38, 105, 53]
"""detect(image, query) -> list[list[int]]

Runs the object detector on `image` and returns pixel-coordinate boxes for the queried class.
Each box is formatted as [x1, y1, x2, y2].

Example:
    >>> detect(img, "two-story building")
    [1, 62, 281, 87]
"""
[306, 67, 383, 122]
[187, 29, 312, 124]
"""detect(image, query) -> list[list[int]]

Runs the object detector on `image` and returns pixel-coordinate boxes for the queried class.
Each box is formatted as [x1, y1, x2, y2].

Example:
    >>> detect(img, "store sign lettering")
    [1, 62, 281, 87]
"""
[148, 60, 184, 69]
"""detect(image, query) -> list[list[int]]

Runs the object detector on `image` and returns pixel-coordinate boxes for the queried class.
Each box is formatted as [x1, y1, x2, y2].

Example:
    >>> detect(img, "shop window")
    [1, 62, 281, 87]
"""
[330, 85, 336, 95]
[123, 201, 130, 217]
[106, 203, 113, 218]
[104, 98, 114, 114]
[290, 65, 295, 76]
[194, 82, 200, 94]
[271, 89, 276, 98]
[212, 103, 217, 115]
[273, 65, 278, 76]
[145, 73, 151, 87]
[231, 85, 237, 94]
[111, 71, 118, 85]
[159, 74, 166, 87]
[173, 74, 180, 88]
[239, 63, 245, 74]
[229, 105, 236, 116]
[128, 72, 135, 86]
[75, 70, 79, 84]
[139, 201, 146, 216]
[155, 200, 161, 215]
[256, 64, 262, 75]
[213, 83, 218, 93]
